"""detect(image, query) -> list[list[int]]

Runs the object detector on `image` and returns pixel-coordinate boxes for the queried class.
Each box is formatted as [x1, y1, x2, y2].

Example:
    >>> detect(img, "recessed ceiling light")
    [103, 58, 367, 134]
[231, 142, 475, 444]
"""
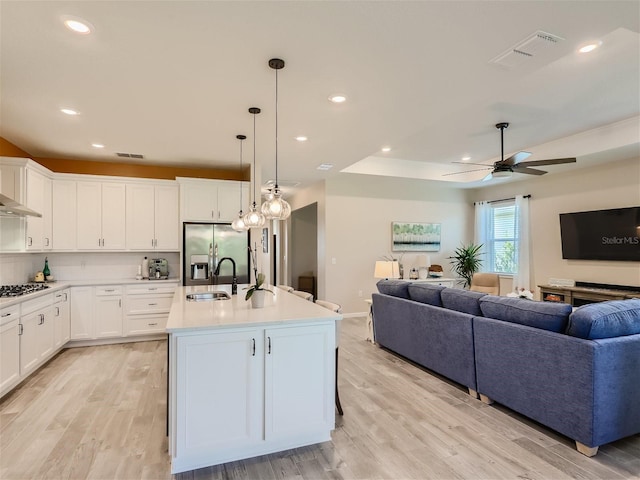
[91, 143, 105, 149]
[295, 136, 308, 142]
[462, 156, 471, 161]
[317, 163, 334, 171]
[329, 94, 346, 104]
[60, 108, 79, 115]
[578, 41, 602, 53]
[381, 146, 391, 152]
[62, 16, 93, 34]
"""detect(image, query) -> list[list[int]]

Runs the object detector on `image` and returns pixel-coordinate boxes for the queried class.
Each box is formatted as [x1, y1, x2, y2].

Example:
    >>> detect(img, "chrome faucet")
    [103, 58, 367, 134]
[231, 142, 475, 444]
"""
[213, 257, 237, 295]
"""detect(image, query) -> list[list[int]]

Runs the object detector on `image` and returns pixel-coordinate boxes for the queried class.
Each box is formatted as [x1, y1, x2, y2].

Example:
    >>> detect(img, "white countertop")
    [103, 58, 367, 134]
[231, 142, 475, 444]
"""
[166, 285, 342, 333]
[0, 277, 181, 309]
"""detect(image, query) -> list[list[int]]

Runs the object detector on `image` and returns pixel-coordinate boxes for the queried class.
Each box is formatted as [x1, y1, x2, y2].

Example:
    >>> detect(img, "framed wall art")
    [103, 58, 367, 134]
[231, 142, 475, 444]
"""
[392, 222, 441, 252]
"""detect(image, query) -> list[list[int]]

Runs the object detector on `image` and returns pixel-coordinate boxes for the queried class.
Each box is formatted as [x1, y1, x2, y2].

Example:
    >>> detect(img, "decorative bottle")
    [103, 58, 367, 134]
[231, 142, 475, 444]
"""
[142, 256, 149, 279]
[43, 257, 51, 279]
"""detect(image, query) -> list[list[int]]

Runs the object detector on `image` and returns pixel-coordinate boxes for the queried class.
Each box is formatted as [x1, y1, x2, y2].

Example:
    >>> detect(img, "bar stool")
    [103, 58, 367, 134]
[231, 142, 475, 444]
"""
[292, 290, 314, 302]
[315, 300, 343, 416]
[276, 284, 294, 293]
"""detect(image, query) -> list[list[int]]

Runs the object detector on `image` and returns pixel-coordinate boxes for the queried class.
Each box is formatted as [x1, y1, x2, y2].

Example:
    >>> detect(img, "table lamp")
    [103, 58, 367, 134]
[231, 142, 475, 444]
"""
[416, 254, 431, 279]
[374, 260, 401, 280]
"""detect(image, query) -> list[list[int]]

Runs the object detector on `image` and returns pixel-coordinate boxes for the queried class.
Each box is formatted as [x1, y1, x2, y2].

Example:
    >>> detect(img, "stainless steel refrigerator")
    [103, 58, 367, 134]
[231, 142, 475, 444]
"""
[183, 223, 250, 286]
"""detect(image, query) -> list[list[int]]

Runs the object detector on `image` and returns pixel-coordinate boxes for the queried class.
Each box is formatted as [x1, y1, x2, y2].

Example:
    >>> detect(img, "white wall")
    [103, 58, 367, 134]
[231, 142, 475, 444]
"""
[322, 174, 472, 313]
[469, 156, 640, 296]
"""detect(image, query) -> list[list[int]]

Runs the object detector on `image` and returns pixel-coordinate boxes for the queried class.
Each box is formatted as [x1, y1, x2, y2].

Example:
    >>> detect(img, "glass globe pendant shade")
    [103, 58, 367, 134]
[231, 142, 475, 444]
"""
[243, 202, 265, 228]
[231, 211, 248, 232]
[261, 187, 290, 220]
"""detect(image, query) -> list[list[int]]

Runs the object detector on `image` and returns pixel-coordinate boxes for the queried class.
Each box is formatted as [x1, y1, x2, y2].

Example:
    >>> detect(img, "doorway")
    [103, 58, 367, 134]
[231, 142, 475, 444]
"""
[290, 203, 318, 297]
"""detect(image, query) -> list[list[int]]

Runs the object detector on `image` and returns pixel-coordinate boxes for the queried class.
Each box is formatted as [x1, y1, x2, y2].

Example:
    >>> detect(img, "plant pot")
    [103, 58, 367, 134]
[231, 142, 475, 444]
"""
[250, 289, 266, 308]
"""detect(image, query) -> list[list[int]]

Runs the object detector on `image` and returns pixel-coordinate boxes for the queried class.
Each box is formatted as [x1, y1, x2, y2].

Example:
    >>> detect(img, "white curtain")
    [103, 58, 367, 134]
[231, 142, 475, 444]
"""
[513, 195, 531, 292]
[474, 201, 490, 272]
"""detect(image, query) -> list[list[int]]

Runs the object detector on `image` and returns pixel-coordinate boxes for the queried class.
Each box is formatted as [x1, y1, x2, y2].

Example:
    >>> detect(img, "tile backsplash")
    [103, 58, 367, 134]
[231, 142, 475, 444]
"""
[0, 252, 180, 285]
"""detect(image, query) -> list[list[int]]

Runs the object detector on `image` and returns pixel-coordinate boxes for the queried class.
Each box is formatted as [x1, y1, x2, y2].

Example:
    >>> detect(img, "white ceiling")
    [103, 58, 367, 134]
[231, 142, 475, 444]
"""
[1, 1, 639, 193]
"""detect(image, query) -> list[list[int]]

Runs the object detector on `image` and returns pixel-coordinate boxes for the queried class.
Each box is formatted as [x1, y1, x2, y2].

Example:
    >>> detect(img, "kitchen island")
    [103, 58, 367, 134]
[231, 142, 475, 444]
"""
[166, 284, 342, 474]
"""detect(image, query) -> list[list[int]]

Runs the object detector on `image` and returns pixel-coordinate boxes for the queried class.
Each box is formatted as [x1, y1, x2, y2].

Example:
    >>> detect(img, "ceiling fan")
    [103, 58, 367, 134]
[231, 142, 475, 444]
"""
[445, 122, 577, 181]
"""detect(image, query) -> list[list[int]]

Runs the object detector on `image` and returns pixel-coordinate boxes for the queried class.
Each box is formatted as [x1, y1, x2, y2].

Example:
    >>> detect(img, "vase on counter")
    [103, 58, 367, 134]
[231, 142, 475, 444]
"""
[250, 289, 266, 308]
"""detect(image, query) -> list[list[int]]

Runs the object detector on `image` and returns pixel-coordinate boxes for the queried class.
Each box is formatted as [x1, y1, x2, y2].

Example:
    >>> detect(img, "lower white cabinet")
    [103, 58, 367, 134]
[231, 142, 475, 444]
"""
[19, 294, 54, 377]
[124, 283, 177, 336]
[95, 286, 123, 338]
[70, 286, 94, 340]
[0, 305, 21, 396]
[170, 321, 334, 473]
[53, 289, 70, 348]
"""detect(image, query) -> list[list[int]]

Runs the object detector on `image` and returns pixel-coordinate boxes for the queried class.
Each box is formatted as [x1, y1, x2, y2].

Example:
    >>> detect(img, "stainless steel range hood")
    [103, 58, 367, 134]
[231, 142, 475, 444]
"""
[0, 192, 41, 217]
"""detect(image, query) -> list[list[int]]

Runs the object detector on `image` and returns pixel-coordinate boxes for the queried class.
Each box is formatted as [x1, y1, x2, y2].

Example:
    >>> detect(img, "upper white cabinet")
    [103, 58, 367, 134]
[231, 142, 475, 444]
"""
[77, 181, 126, 250]
[25, 168, 52, 251]
[179, 178, 249, 222]
[126, 183, 179, 250]
[52, 179, 77, 250]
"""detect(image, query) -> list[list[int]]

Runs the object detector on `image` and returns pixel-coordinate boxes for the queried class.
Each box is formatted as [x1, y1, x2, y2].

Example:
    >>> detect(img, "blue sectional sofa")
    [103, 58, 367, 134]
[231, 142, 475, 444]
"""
[372, 280, 640, 456]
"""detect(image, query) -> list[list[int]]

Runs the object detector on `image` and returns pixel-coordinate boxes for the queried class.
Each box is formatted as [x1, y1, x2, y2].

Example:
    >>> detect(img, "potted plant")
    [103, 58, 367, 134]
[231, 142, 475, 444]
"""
[244, 244, 273, 308]
[448, 243, 483, 288]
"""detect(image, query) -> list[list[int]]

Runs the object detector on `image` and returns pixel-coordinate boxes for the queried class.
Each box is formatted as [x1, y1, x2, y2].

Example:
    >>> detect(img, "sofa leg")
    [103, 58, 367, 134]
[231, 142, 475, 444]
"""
[576, 442, 598, 457]
[468, 388, 479, 399]
[479, 394, 494, 405]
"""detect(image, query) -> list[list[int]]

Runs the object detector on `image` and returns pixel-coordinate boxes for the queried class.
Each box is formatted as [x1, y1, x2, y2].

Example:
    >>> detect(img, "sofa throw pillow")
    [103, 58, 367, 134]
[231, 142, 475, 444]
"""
[441, 288, 486, 315]
[408, 283, 445, 306]
[376, 279, 411, 299]
[479, 296, 572, 333]
[566, 299, 640, 339]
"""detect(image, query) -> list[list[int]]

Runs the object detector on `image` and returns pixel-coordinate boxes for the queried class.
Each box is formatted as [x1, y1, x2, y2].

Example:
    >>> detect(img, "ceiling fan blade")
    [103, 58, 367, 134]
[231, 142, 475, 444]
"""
[502, 151, 531, 166]
[451, 161, 493, 167]
[516, 157, 577, 168]
[515, 167, 547, 176]
[442, 167, 492, 177]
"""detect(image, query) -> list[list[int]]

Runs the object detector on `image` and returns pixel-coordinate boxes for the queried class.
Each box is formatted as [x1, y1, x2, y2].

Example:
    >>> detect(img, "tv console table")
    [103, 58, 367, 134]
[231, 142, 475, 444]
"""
[538, 282, 640, 307]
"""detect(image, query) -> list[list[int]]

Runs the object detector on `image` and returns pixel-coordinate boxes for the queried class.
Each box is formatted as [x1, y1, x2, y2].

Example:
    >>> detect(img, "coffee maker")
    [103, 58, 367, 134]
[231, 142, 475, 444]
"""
[149, 258, 169, 280]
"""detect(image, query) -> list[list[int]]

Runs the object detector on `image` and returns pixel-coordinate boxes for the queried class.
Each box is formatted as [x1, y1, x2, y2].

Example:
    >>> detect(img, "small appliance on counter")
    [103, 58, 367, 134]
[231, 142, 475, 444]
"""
[148, 258, 169, 280]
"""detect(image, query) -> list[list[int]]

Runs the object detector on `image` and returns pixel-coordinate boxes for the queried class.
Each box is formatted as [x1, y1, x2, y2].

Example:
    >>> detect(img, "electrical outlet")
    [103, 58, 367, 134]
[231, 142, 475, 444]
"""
[331, 257, 337, 265]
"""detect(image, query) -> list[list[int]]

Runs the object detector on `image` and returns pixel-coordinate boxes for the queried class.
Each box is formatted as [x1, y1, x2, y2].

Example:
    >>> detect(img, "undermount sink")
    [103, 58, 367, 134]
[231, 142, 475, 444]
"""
[186, 291, 231, 302]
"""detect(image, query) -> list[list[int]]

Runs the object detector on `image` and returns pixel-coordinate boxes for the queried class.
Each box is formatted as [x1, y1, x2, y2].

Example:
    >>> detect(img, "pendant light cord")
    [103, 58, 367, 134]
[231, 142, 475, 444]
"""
[252, 112, 257, 207]
[275, 67, 279, 189]
[239, 138, 243, 210]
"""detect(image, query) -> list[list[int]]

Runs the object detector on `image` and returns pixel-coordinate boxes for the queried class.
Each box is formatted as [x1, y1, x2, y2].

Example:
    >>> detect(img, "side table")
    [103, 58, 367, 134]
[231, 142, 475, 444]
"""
[364, 299, 375, 344]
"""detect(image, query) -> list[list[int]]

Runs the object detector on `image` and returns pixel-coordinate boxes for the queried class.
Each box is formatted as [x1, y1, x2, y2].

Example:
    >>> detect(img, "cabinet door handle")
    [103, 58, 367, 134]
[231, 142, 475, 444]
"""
[119, 299, 122, 308]
[148, 303, 157, 306]
[149, 288, 157, 291]
[18, 324, 23, 335]
[252, 338, 256, 356]
[1, 313, 10, 318]
[148, 322, 158, 326]
[105, 289, 115, 292]
[38, 314, 44, 325]
[28, 237, 33, 246]
[55, 307, 60, 316]
[64, 293, 68, 301]
[45, 238, 50, 246]
[267, 336, 271, 355]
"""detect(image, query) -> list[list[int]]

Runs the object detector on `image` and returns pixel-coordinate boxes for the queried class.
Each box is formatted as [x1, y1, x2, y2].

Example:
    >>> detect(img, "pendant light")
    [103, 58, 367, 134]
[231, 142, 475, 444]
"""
[231, 134, 249, 232]
[261, 58, 291, 221]
[242, 107, 266, 228]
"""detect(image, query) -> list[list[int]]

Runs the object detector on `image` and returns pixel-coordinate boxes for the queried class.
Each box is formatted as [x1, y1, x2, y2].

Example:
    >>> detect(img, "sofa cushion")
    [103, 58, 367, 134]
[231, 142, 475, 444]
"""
[376, 279, 410, 299]
[479, 296, 572, 333]
[408, 283, 445, 306]
[441, 288, 486, 315]
[566, 299, 640, 339]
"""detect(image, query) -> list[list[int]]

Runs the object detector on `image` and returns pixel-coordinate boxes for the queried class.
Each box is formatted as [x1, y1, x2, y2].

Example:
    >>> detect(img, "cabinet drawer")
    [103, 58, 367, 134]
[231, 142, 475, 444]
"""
[0, 304, 21, 326]
[126, 283, 178, 295]
[22, 293, 54, 315]
[53, 289, 69, 304]
[125, 315, 167, 336]
[95, 286, 123, 296]
[125, 295, 172, 315]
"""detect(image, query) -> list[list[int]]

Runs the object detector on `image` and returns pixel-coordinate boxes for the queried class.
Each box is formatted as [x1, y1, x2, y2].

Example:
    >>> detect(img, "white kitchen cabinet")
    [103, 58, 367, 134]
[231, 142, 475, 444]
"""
[77, 181, 126, 250]
[124, 282, 177, 336]
[25, 169, 47, 250]
[0, 305, 21, 396]
[70, 286, 94, 340]
[19, 294, 54, 377]
[175, 328, 263, 460]
[53, 289, 70, 348]
[180, 179, 249, 222]
[94, 286, 123, 338]
[52, 179, 77, 250]
[264, 324, 334, 441]
[171, 321, 334, 472]
[125, 183, 179, 250]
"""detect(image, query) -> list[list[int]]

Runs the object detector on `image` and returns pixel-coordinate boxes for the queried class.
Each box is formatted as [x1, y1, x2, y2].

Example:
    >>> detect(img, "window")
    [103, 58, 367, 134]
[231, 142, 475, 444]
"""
[487, 201, 518, 274]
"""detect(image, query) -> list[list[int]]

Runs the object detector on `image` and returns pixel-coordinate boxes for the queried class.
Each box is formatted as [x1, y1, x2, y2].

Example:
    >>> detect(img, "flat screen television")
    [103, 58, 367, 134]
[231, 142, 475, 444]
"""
[559, 206, 640, 261]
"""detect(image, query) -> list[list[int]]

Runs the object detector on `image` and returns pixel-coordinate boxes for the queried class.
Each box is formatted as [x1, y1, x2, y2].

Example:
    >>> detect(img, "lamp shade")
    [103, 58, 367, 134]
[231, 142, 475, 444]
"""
[416, 254, 431, 268]
[374, 260, 400, 279]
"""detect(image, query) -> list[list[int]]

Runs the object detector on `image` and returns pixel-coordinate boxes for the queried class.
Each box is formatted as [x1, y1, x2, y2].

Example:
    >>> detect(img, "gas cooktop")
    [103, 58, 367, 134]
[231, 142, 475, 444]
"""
[0, 284, 50, 298]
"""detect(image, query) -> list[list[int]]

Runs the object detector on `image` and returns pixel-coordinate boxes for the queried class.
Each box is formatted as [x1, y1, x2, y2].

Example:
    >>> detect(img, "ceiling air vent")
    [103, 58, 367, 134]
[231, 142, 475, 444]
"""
[490, 30, 564, 68]
[116, 152, 144, 159]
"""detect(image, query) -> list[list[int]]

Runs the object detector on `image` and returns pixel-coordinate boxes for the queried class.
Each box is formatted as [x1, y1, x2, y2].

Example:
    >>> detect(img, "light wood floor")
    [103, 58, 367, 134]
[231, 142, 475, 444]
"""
[1, 318, 639, 480]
